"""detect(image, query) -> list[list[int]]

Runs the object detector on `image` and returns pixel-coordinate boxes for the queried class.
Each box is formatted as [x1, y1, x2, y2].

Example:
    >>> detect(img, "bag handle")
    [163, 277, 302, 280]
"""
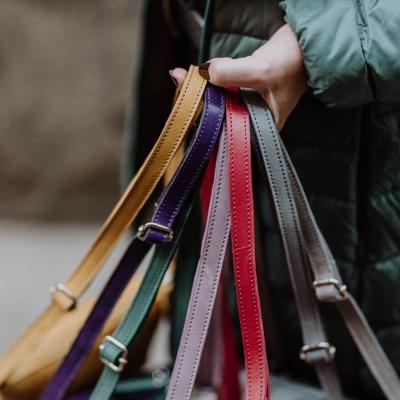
[0, 65, 206, 387]
[243, 90, 343, 399]
[167, 90, 270, 400]
[75, 84, 224, 400]
[166, 121, 231, 400]
[41, 83, 224, 400]
[282, 118, 400, 400]
[244, 90, 400, 400]
[226, 90, 270, 400]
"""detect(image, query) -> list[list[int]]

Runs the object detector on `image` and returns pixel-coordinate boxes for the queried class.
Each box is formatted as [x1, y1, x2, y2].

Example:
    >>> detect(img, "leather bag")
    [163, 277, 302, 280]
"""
[3, 71, 400, 400]
[0, 66, 206, 399]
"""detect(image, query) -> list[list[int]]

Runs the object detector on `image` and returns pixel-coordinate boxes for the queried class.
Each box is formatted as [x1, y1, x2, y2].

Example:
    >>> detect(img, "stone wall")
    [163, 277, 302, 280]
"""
[0, 0, 143, 221]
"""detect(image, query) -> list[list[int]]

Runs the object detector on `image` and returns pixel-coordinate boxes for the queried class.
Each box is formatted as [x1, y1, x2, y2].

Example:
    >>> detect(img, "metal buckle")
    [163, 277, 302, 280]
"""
[313, 278, 348, 300]
[99, 336, 128, 372]
[137, 222, 173, 242]
[299, 342, 336, 363]
[49, 282, 77, 310]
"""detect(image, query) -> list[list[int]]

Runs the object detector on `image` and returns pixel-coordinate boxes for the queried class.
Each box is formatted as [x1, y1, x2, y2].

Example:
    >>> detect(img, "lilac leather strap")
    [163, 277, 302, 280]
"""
[167, 124, 230, 400]
[41, 84, 224, 400]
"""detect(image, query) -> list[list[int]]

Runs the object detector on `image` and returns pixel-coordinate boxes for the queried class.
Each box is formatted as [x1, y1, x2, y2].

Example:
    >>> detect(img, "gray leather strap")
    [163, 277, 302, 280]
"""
[243, 90, 343, 400]
[244, 90, 400, 400]
[167, 125, 230, 400]
[279, 113, 400, 400]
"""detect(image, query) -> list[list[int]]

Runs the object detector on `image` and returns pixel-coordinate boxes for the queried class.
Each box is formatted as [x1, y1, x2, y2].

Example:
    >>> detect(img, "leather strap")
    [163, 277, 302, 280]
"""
[243, 90, 343, 399]
[244, 91, 400, 400]
[0, 65, 206, 387]
[197, 163, 224, 392]
[143, 85, 224, 244]
[283, 133, 400, 400]
[87, 85, 224, 399]
[44, 238, 152, 400]
[42, 83, 224, 400]
[88, 199, 193, 400]
[168, 95, 270, 400]
[166, 123, 230, 400]
[226, 90, 269, 400]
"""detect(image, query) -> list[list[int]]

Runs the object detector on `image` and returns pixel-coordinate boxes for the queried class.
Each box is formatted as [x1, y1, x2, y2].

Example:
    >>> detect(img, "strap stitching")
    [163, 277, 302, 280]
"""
[154, 85, 211, 225]
[168, 133, 229, 400]
[114, 92, 225, 348]
[67, 67, 203, 293]
[257, 101, 326, 335]
[93, 72, 206, 396]
[154, 89, 224, 231]
[242, 106, 266, 399]
[227, 98, 252, 391]
[228, 97, 266, 400]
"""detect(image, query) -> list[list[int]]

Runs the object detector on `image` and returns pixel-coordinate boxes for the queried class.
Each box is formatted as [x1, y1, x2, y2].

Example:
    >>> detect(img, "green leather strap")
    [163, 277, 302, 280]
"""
[89, 198, 194, 400]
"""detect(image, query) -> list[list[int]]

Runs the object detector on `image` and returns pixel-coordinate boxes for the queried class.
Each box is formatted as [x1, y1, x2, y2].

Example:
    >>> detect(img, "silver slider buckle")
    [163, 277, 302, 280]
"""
[99, 335, 128, 372]
[137, 222, 173, 242]
[313, 278, 348, 301]
[300, 342, 336, 363]
[49, 282, 77, 311]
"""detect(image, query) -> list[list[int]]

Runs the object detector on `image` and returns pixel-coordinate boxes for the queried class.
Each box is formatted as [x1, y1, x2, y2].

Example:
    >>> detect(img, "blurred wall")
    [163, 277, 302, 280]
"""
[0, 0, 144, 222]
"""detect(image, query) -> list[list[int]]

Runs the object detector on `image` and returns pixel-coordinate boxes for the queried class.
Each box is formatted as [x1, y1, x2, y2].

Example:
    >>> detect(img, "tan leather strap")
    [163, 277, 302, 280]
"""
[0, 65, 206, 386]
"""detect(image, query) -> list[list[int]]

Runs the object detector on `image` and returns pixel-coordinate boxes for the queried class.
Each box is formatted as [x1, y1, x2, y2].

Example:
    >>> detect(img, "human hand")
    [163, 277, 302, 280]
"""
[170, 24, 307, 130]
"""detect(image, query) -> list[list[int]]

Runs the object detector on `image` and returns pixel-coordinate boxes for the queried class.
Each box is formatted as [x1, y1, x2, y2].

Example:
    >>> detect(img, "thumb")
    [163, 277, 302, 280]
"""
[201, 57, 267, 89]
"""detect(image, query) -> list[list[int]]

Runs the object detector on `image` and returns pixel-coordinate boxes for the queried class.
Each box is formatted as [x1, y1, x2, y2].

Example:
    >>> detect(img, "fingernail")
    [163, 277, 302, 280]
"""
[198, 62, 210, 80]
[169, 70, 178, 87]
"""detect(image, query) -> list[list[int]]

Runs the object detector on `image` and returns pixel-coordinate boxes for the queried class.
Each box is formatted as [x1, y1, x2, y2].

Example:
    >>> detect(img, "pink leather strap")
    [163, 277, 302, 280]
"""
[226, 89, 270, 400]
[166, 124, 230, 400]
[197, 156, 224, 392]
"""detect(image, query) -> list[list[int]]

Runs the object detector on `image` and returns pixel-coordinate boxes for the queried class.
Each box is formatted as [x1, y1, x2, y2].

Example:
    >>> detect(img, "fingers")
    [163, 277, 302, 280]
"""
[169, 68, 187, 91]
[204, 57, 269, 89]
[170, 59, 269, 90]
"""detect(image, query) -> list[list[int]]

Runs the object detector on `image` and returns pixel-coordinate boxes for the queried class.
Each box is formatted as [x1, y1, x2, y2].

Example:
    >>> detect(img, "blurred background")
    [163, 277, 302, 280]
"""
[0, 0, 144, 352]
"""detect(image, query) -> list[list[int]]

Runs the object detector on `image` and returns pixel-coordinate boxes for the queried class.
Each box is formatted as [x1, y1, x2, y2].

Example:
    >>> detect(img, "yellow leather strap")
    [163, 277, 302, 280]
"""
[0, 65, 206, 386]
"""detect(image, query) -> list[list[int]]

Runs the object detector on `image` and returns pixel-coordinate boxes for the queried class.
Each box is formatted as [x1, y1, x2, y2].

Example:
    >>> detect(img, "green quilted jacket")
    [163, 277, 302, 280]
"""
[125, 1, 400, 398]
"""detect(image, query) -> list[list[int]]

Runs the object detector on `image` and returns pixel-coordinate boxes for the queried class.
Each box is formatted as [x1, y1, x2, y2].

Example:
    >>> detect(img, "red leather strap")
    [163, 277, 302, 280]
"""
[226, 90, 270, 400]
[199, 149, 217, 220]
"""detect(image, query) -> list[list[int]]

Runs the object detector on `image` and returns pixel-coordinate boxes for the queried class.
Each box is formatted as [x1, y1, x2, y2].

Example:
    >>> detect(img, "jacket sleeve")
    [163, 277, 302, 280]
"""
[279, 0, 400, 108]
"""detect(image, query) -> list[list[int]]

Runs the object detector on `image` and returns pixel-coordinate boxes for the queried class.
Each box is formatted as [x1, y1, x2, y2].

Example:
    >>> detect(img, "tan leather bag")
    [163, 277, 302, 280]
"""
[0, 67, 206, 399]
[1, 276, 172, 400]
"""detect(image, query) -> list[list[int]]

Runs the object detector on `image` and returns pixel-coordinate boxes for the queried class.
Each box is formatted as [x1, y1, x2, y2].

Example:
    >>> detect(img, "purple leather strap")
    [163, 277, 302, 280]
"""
[41, 84, 224, 400]
[43, 239, 151, 400]
[140, 85, 225, 244]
